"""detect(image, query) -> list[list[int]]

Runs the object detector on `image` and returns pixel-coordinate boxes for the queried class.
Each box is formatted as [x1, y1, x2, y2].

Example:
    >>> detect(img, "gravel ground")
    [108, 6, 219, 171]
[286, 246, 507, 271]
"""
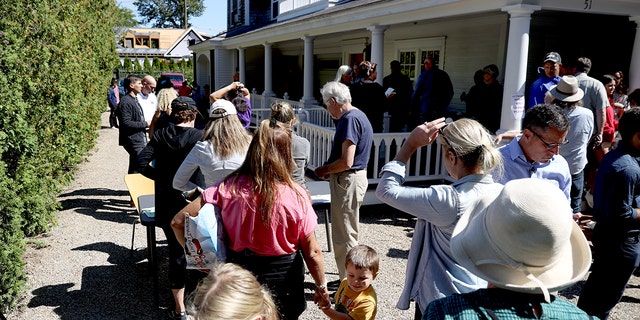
[7, 112, 640, 319]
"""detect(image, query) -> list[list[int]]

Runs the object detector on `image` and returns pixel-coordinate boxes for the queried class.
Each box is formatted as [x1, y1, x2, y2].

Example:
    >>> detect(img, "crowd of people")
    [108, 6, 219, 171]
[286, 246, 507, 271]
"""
[109, 49, 640, 319]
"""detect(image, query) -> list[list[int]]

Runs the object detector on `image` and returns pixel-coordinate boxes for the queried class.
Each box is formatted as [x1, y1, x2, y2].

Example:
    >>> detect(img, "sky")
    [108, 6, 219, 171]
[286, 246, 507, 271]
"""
[119, 0, 227, 36]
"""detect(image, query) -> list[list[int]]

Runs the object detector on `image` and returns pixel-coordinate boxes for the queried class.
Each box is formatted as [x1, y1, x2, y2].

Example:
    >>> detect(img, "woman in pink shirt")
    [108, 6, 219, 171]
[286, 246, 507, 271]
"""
[172, 118, 330, 320]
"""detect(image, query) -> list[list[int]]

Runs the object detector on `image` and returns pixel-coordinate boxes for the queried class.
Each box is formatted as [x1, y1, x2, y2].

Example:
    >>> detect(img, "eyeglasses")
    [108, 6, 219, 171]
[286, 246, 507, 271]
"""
[529, 129, 568, 150]
[438, 124, 458, 157]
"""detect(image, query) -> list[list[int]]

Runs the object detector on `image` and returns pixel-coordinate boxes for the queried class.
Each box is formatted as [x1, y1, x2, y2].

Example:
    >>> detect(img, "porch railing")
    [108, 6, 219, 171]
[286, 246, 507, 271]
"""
[250, 95, 452, 185]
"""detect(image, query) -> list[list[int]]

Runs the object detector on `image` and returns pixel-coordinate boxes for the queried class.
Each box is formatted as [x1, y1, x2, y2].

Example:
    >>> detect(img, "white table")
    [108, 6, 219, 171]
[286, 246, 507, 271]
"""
[306, 181, 333, 252]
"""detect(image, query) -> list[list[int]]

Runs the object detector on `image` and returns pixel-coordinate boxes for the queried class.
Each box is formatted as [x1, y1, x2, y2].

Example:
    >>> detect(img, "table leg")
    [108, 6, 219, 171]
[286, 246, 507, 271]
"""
[324, 209, 332, 252]
[146, 225, 159, 306]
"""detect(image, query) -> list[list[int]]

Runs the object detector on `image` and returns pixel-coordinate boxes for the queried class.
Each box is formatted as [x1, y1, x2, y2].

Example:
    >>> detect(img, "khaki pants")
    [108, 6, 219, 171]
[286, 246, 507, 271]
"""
[330, 170, 368, 279]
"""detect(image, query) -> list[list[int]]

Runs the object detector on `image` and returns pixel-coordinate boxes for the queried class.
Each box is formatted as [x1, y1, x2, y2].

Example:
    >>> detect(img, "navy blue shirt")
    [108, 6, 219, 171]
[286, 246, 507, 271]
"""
[593, 141, 640, 232]
[326, 108, 373, 171]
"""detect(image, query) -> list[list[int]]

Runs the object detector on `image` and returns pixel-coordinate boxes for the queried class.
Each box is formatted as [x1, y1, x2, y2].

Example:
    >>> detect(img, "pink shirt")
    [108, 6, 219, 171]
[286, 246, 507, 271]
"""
[202, 176, 318, 256]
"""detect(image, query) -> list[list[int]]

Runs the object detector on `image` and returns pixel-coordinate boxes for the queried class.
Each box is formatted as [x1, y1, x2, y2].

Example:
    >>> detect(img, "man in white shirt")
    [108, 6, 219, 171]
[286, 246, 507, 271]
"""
[138, 75, 158, 123]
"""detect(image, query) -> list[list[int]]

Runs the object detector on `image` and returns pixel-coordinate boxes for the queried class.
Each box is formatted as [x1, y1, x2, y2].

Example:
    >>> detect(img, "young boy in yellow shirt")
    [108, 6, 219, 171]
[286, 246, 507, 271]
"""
[320, 244, 378, 320]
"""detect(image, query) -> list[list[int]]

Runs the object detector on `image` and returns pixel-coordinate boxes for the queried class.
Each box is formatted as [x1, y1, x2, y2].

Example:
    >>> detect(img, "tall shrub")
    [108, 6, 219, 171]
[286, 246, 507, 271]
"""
[124, 56, 133, 70]
[152, 56, 160, 70]
[0, 0, 118, 310]
[143, 56, 151, 71]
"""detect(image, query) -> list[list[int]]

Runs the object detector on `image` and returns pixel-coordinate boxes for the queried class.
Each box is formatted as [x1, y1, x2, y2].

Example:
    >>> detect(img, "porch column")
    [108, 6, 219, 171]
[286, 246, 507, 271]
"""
[367, 25, 388, 85]
[237, 47, 246, 84]
[263, 42, 275, 97]
[300, 36, 317, 105]
[209, 49, 215, 89]
[192, 52, 197, 86]
[499, 4, 541, 133]
[629, 16, 640, 91]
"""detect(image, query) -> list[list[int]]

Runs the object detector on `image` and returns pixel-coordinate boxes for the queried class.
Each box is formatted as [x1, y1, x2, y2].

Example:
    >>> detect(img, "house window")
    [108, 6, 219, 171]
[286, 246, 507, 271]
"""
[399, 51, 416, 78]
[135, 37, 150, 48]
[125, 38, 133, 48]
[396, 37, 446, 82]
[151, 39, 159, 48]
[230, 0, 242, 25]
[399, 49, 441, 81]
[271, 0, 279, 20]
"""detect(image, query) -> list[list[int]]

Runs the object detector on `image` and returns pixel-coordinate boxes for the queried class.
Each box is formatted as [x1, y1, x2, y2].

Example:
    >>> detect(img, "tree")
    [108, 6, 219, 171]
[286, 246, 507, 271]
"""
[152, 57, 160, 70]
[143, 56, 151, 70]
[113, 5, 138, 28]
[123, 57, 133, 70]
[134, 0, 204, 28]
[112, 4, 139, 45]
[134, 58, 143, 71]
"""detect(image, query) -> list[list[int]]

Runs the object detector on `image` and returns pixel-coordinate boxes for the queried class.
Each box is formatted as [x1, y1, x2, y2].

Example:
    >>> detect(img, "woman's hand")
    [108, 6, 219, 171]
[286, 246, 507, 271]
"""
[393, 118, 446, 163]
[314, 288, 331, 309]
[411, 118, 447, 147]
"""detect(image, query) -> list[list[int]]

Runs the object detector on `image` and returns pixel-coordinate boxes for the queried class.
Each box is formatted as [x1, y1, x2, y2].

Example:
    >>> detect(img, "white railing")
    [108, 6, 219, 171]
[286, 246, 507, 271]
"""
[250, 95, 453, 184]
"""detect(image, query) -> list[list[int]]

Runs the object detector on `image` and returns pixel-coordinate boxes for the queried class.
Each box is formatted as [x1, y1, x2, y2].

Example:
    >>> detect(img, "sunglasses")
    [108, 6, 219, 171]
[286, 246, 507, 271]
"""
[529, 129, 568, 150]
[438, 120, 457, 157]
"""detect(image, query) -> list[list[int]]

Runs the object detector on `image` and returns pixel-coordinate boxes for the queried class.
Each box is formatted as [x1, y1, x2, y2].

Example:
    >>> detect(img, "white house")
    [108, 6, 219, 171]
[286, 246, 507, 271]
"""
[188, 0, 640, 182]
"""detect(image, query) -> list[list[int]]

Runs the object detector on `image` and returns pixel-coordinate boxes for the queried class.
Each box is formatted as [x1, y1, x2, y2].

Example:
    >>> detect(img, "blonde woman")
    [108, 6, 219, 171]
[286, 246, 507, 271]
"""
[189, 263, 279, 320]
[269, 101, 310, 187]
[376, 117, 504, 319]
[149, 76, 179, 137]
[173, 99, 251, 191]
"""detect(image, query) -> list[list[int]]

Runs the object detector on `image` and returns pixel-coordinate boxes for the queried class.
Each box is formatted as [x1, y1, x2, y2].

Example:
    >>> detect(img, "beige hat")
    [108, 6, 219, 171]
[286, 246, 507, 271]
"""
[549, 75, 584, 103]
[451, 178, 591, 302]
[209, 99, 237, 119]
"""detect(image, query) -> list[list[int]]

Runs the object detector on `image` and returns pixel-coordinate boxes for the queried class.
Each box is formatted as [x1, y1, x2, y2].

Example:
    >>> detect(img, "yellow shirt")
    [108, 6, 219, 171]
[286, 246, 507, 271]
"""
[334, 279, 377, 320]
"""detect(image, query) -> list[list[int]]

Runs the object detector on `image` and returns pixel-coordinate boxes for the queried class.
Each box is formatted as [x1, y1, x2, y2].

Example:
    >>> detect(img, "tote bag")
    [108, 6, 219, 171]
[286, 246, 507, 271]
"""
[183, 203, 227, 270]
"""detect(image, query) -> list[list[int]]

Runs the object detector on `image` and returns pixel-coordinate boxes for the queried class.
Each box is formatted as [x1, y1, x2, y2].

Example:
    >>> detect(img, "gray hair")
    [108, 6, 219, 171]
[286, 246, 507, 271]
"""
[320, 81, 351, 105]
[333, 65, 352, 82]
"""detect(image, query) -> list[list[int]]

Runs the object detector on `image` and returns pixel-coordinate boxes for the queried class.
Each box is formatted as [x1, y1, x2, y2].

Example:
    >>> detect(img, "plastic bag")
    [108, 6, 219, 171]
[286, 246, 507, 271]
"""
[184, 203, 227, 270]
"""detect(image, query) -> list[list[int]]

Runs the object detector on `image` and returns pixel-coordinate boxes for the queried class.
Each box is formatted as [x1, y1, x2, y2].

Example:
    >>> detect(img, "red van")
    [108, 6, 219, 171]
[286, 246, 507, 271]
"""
[161, 73, 185, 90]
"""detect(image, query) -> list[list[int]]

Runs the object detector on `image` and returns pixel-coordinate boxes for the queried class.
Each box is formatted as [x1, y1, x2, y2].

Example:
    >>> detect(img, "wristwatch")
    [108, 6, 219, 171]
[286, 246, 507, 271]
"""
[316, 283, 327, 291]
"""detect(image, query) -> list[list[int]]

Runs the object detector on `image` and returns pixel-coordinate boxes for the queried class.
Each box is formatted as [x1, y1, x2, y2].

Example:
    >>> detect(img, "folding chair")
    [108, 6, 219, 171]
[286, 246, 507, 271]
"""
[123, 173, 159, 306]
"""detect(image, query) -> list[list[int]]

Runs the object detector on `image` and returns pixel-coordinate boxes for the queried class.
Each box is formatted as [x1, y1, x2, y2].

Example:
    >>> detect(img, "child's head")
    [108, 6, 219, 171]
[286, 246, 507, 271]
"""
[345, 245, 379, 292]
[189, 263, 279, 320]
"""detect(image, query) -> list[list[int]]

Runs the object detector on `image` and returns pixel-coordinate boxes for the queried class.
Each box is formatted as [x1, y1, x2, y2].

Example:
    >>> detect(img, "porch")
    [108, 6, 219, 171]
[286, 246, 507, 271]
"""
[249, 94, 453, 187]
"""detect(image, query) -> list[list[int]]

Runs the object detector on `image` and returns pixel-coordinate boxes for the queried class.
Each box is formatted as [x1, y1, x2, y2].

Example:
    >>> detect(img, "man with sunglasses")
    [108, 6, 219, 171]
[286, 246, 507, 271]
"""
[493, 104, 572, 202]
[138, 74, 158, 125]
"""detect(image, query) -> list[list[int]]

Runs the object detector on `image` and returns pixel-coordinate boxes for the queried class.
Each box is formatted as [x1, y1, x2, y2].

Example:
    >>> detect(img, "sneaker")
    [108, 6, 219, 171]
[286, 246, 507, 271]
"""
[111, 126, 119, 130]
[167, 310, 188, 320]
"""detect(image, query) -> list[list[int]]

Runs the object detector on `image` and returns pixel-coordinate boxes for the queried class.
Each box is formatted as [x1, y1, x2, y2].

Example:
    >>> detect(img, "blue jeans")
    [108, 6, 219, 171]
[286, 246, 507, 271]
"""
[570, 170, 585, 213]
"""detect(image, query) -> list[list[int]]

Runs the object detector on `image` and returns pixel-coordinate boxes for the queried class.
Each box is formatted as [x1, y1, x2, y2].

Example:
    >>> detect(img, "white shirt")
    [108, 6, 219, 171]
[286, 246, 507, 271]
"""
[137, 92, 158, 123]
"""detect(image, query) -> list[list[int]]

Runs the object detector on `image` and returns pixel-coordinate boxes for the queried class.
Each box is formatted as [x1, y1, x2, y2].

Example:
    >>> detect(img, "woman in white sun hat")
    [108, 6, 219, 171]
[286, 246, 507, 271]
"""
[424, 178, 593, 319]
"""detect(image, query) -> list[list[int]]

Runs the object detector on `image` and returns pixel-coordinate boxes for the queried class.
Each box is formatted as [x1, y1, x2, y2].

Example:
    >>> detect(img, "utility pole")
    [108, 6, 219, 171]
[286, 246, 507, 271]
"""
[183, 0, 187, 28]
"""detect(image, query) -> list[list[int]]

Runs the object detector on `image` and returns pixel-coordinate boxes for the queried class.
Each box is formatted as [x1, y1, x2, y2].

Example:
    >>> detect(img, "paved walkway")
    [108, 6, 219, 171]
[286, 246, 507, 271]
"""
[7, 112, 640, 319]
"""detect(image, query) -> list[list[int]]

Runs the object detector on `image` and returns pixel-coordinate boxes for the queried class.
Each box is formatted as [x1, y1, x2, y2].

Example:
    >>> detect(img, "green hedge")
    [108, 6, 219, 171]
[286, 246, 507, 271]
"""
[0, 0, 118, 311]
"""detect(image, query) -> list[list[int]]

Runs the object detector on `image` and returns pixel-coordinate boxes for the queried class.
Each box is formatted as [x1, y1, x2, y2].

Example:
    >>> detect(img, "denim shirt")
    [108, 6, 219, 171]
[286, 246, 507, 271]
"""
[376, 160, 503, 313]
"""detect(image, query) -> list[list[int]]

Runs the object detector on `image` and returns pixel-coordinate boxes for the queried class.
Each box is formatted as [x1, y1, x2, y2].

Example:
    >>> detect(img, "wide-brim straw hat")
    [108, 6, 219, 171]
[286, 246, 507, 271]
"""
[451, 178, 591, 302]
[549, 75, 584, 103]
